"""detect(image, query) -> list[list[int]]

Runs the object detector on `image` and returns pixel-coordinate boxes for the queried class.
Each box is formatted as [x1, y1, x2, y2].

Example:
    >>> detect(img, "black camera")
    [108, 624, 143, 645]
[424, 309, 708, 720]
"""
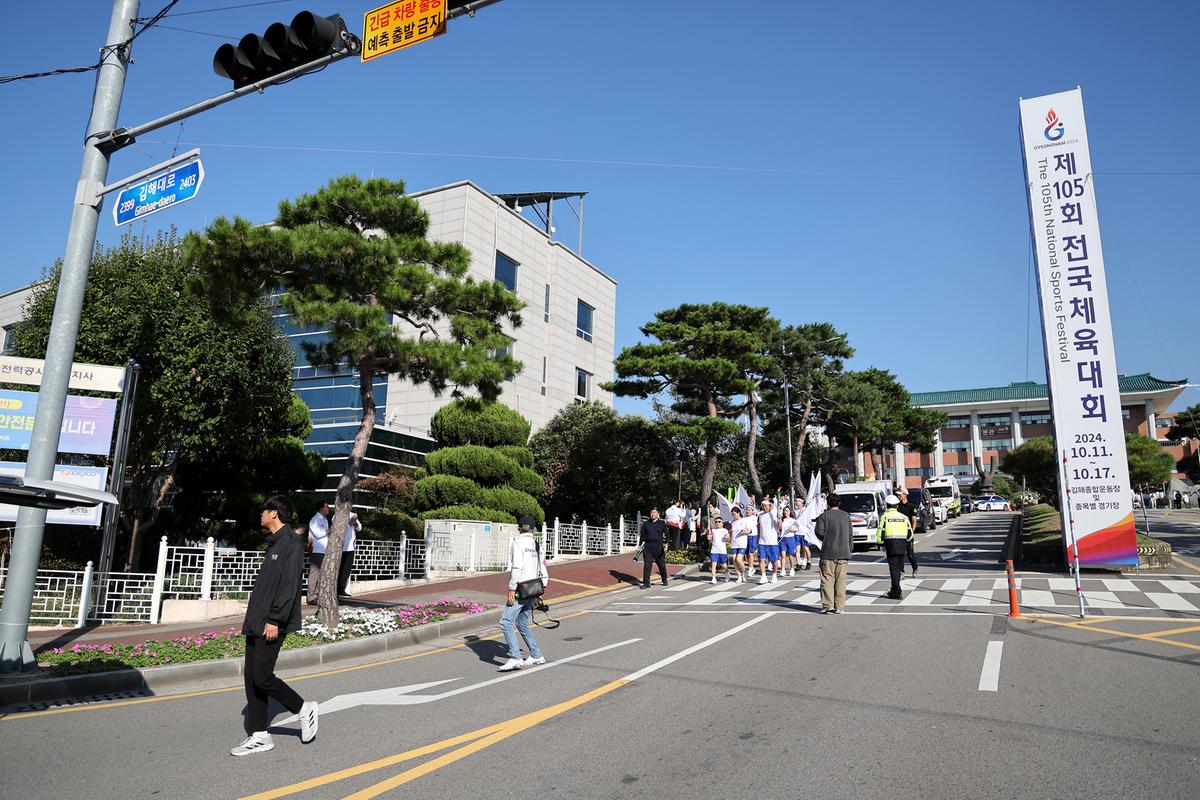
[534, 599, 550, 613]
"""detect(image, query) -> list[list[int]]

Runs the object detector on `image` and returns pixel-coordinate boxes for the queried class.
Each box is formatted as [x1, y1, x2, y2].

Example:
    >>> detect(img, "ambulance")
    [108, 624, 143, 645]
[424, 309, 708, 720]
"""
[924, 475, 962, 519]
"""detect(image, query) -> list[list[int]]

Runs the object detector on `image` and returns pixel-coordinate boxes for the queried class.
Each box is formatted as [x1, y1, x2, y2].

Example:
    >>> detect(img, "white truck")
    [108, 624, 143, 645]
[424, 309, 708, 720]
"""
[833, 482, 893, 547]
[924, 475, 962, 520]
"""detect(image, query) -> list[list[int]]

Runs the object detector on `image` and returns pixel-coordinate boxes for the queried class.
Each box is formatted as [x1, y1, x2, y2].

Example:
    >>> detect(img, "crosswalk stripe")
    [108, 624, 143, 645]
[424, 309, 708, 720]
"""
[1084, 591, 1126, 608]
[991, 578, 1022, 590]
[899, 590, 937, 606]
[792, 592, 821, 605]
[1146, 592, 1199, 611]
[942, 579, 971, 591]
[958, 590, 999, 606]
[846, 590, 888, 605]
[1021, 589, 1056, 607]
[743, 591, 787, 603]
[1159, 580, 1200, 594]
[1049, 578, 1078, 591]
[1101, 579, 1138, 592]
[664, 580, 702, 592]
[846, 579, 876, 592]
[686, 590, 742, 606]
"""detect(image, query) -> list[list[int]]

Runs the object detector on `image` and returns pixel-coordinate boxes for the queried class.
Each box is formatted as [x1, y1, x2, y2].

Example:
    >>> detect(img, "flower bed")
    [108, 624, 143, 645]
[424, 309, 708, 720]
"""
[36, 598, 494, 677]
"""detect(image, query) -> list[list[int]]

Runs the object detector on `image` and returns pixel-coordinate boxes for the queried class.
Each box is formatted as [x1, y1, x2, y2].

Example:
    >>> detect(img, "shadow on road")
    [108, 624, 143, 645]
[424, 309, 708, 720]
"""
[462, 634, 508, 665]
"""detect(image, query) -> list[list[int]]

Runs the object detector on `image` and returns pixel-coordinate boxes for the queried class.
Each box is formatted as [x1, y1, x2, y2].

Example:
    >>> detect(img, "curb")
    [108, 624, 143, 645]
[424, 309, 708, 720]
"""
[0, 608, 505, 708]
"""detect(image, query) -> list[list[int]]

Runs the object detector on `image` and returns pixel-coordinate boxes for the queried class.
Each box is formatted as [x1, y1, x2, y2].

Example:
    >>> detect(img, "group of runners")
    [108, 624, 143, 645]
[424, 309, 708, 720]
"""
[705, 496, 822, 584]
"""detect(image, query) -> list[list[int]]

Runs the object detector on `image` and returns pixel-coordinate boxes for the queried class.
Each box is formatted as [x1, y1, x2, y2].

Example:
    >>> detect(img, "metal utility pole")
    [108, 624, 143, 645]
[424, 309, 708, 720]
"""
[782, 344, 795, 509]
[0, 0, 140, 673]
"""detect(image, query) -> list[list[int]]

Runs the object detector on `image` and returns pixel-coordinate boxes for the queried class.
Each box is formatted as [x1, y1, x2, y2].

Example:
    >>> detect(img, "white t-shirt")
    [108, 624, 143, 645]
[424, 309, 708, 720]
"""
[343, 516, 361, 552]
[665, 504, 684, 526]
[730, 517, 753, 549]
[780, 517, 800, 539]
[709, 526, 729, 554]
[308, 512, 330, 554]
[757, 511, 780, 546]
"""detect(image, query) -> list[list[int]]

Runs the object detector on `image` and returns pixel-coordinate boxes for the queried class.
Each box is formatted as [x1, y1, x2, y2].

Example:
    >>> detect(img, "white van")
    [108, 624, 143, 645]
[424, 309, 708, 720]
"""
[833, 485, 888, 547]
[924, 476, 962, 519]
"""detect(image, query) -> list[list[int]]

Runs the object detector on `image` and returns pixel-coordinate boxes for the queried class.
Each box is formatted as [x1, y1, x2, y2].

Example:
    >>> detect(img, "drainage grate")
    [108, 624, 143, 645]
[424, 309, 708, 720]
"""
[15, 689, 153, 714]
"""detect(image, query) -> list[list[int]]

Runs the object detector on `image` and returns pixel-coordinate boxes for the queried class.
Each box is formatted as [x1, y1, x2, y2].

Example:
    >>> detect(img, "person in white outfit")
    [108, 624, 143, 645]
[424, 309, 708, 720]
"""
[306, 502, 330, 604]
[756, 498, 782, 584]
[707, 517, 732, 583]
[499, 516, 550, 671]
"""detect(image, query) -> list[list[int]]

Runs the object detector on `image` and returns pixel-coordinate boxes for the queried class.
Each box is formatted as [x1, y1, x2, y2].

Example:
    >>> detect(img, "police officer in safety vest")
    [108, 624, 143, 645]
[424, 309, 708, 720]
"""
[877, 494, 914, 600]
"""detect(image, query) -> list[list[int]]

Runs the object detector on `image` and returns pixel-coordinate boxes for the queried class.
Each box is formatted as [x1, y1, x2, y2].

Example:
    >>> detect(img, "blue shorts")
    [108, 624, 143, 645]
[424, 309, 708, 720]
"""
[780, 536, 797, 553]
[710, 553, 728, 564]
[747, 535, 759, 551]
[730, 547, 747, 556]
[758, 544, 781, 562]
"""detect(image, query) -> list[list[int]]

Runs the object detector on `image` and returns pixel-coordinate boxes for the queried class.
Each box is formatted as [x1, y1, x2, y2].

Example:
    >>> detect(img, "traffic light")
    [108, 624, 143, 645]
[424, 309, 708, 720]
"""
[213, 11, 357, 88]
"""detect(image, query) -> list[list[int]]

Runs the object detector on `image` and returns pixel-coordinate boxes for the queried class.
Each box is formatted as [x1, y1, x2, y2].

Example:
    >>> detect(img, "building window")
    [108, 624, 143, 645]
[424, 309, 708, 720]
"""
[1155, 418, 1171, 428]
[576, 300, 594, 343]
[941, 440, 973, 452]
[575, 367, 591, 402]
[943, 464, 975, 475]
[1121, 407, 1133, 420]
[945, 416, 970, 429]
[982, 439, 1012, 453]
[543, 284, 551, 323]
[1020, 411, 1052, 425]
[978, 414, 1010, 427]
[495, 252, 518, 292]
[906, 467, 933, 477]
[0, 326, 13, 353]
[541, 356, 547, 396]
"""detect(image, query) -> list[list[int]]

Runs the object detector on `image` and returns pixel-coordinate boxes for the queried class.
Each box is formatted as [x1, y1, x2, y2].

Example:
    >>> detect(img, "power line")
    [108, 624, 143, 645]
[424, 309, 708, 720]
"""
[148, 0, 294, 18]
[0, 64, 101, 85]
[152, 23, 239, 40]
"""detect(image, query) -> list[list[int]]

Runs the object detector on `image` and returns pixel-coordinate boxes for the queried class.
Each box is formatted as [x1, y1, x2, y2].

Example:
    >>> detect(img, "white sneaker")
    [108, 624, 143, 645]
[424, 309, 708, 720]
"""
[498, 657, 524, 672]
[758, 575, 767, 585]
[231, 732, 274, 757]
[770, 574, 778, 584]
[748, 567, 756, 577]
[711, 577, 718, 584]
[522, 656, 546, 667]
[299, 701, 319, 744]
[726, 574, 734, 582]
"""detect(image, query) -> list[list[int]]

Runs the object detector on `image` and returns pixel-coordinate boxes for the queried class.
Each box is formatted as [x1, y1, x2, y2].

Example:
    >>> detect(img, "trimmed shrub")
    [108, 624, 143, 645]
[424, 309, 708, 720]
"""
[425, 445, 518, 486]
[420, 505, 516, 524]
[414, 474, 481, 509]
[508, 466, 545, 497]
[360, 508, 423, 540]
[431, 399, 531, 448]
[495, 445, 534, 469]
[477, 487, 544, 526]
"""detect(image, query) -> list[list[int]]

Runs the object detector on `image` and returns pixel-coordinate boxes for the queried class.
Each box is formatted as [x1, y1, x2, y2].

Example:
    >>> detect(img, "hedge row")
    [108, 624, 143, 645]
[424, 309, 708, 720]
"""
[415, 476, 544, 525]
[419, 505, 517, 524]
[430, 399, 531, 448]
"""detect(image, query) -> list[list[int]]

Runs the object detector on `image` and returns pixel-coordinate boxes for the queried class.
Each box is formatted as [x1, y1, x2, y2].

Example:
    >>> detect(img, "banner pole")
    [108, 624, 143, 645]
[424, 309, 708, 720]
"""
[1061, 449, 1086, 619]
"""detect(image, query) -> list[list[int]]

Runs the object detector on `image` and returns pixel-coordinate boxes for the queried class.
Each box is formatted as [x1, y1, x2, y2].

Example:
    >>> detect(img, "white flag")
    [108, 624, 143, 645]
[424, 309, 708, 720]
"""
[735, 484, 752, 511]
[713, 492, 734, 523]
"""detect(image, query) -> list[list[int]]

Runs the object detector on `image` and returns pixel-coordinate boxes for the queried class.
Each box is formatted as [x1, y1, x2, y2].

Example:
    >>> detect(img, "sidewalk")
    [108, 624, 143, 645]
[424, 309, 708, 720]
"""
[27, 551, 686, 654]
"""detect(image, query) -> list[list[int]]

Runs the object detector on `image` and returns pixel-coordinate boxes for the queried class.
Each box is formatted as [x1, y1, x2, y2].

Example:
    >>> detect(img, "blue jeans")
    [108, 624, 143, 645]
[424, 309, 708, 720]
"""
[500, 598, 542, 660]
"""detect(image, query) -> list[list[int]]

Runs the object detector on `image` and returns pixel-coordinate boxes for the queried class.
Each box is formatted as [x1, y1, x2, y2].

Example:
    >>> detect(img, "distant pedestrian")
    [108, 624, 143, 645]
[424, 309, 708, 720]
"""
[232, 495, 318, 757]
[756, 498, 782, 584]
[306, 501, 330, 604]
[684, 502, 697, 548]
[779, 504, 801, 577]
[707, 517, 732, 583]
[499, 516, 550, 671]
[639, 506, 671, 589]
[877, 494, 914, 600]
[816, 493, 853, 614]
[728, 506, 750, 582]
[336, 512, 362, 599]
[895, 488, 919, 576]
[1175, 490, 1183, 509]
[665, 500, 684, 549]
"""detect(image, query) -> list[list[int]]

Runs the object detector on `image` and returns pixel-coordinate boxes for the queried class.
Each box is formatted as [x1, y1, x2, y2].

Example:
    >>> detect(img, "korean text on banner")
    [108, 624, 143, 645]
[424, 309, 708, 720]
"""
[0, 389, 118, 457]
[1018, 88, 1136, 566]
[362, 0, 447, 62]
[0, 355, 125, 394]
[0, 462, 109, 526]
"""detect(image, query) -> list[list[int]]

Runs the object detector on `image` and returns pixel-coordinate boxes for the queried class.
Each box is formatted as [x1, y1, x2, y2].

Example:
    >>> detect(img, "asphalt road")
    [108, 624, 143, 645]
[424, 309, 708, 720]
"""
[2, 511, 1198, 800]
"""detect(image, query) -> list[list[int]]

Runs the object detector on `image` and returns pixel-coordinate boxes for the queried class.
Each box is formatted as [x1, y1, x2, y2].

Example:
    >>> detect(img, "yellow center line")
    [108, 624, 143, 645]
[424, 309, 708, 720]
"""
[1171, 554, 1200, 574]
[4, 611, 589, 722]
[549, 578, 603, 590]
[1142, 624, 1200, 639]
[1027, 617, 1200, 652]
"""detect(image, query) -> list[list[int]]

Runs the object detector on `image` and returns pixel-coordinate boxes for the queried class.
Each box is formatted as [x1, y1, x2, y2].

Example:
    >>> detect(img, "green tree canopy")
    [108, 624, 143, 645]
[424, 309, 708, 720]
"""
[1001, 437, 1059, 508]
[1125, 434, 1174, 487]
[1166, 404, 1200, 442]
[13, 232, 317, 569]
[185, 175, 523, 625]
[603, 302, 771, 511]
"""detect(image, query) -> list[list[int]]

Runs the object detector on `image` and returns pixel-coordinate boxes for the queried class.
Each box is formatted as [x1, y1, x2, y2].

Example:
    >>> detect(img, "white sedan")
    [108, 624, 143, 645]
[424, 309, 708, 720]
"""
[974, 494, 1011, 512]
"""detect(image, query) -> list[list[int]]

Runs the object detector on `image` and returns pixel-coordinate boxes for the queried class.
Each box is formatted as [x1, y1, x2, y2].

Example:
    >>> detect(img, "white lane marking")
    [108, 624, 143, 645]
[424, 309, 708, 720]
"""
[742, 591, 787, 603]
[941, 578, 971, 591]
[1160, 580, 1200, 594]
[664, 580, 703, 592]
[1083, 591, 1126, 609]
[276, 638, 642, 724]
[622, 613, 774, 681]
[1145, 592, 1199, 611]
[1021, 590, 1057, 607]
[1101, 579, 1138, 592]
[898, 590, 938, 606]
[846, 579, 876, 592]
[959, 590, 1000, 606]
[686, 590, 743, 606]
[793, 592, 822, 605]
[978, 641, 1004, 692]
[1049, 578, 1078, 591]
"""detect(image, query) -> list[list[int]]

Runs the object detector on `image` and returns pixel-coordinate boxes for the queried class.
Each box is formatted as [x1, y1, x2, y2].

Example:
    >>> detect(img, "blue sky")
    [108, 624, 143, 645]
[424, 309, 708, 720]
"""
[1, 0, 1196, 415]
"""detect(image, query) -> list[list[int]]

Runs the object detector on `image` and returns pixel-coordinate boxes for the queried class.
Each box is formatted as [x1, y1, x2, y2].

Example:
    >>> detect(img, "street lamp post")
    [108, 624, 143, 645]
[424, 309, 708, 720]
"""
[782, 344, 795, 509]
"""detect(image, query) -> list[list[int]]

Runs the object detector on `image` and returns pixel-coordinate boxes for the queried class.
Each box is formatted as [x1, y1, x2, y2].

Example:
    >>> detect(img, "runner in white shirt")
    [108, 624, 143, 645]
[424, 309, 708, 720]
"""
[779, 504, 801, 577]
[728, 507, 751, 583]
[707, 517, 732, 583]
[756, 498, 782, 584]
[795, 498, 816, 572]
[665, 501, 684, 549]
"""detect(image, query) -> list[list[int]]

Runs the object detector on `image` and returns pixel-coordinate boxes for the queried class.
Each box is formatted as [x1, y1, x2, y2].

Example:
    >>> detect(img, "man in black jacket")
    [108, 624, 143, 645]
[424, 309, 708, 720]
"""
[231, 496, 319, 757]
[639, 505, 671, 589]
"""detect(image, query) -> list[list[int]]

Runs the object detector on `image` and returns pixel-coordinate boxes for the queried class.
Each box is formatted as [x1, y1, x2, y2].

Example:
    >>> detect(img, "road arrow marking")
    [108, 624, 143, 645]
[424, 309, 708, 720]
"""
[275, 638, 640, 725]
[940, 548, 991, 560]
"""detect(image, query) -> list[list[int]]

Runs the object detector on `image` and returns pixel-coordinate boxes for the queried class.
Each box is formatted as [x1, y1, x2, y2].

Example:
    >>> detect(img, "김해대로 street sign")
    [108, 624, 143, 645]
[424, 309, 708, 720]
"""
[362, 0, 447, 62]
[112, 159, 204, 226]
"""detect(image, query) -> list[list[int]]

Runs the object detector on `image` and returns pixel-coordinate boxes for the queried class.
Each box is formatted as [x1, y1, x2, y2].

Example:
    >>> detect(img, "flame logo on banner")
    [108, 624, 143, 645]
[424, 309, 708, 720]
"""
[1044, 107, 1065, 141]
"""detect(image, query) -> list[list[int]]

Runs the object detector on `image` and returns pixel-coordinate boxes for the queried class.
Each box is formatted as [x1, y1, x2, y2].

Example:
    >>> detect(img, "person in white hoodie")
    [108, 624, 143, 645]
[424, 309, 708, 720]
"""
[499, 516, 551, 671]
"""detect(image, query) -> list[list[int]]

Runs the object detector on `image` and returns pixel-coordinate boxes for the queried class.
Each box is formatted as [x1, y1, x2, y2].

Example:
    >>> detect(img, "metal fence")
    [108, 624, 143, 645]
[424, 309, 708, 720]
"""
[1, 515, 634, 628]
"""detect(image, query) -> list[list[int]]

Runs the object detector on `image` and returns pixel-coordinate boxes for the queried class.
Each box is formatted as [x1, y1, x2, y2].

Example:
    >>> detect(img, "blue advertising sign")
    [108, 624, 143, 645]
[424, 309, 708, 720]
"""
[112, 159, 204, 226]
[0, 389, 117, 456]
[0, 462, 108, 526]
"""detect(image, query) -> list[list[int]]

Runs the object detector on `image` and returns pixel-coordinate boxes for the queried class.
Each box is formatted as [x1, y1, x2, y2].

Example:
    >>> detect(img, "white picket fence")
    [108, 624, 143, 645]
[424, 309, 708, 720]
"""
[0, 515, 634, 628]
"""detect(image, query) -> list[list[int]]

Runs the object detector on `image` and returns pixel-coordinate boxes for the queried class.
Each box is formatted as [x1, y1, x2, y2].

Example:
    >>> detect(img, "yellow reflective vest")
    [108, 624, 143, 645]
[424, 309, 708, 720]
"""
[876, 508, 913, 543]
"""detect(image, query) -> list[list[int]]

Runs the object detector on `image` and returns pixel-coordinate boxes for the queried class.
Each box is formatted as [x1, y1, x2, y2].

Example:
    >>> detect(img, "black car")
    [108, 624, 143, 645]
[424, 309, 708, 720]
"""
[960, 495, 975, 513]
[906, 488, 937, 533]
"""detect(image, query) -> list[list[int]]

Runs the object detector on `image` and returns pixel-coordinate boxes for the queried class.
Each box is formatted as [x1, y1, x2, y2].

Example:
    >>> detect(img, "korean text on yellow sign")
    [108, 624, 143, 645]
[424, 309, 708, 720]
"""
[362, 0, 447, 62]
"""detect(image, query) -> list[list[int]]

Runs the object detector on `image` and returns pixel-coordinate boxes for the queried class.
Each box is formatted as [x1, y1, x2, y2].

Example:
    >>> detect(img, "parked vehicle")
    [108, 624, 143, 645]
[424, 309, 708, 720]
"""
[906, 487, 937, 533]
[975, 494, 1011, 512]
[925, 475, 962, 518]
[960, 495, 975, 513]
[833, 486, 888, 548]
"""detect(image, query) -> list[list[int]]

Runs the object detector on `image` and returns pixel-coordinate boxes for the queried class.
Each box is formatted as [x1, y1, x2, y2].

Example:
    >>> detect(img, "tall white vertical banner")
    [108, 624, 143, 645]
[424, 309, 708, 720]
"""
[1019, 88, 1137, 566]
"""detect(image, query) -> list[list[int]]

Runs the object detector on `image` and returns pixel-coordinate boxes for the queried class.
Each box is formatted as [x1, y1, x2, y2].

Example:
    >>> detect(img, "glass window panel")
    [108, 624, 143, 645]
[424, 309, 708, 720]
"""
[495, 252, 518, 292]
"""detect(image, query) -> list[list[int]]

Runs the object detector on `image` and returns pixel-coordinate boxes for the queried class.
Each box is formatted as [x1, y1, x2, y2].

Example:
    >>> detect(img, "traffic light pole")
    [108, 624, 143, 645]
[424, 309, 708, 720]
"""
[0, 0, 140, 673]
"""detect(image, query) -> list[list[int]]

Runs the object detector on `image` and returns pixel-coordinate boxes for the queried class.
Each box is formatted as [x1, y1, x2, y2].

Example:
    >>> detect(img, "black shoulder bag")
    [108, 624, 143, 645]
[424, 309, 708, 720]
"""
[515, 539, 546, 601]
